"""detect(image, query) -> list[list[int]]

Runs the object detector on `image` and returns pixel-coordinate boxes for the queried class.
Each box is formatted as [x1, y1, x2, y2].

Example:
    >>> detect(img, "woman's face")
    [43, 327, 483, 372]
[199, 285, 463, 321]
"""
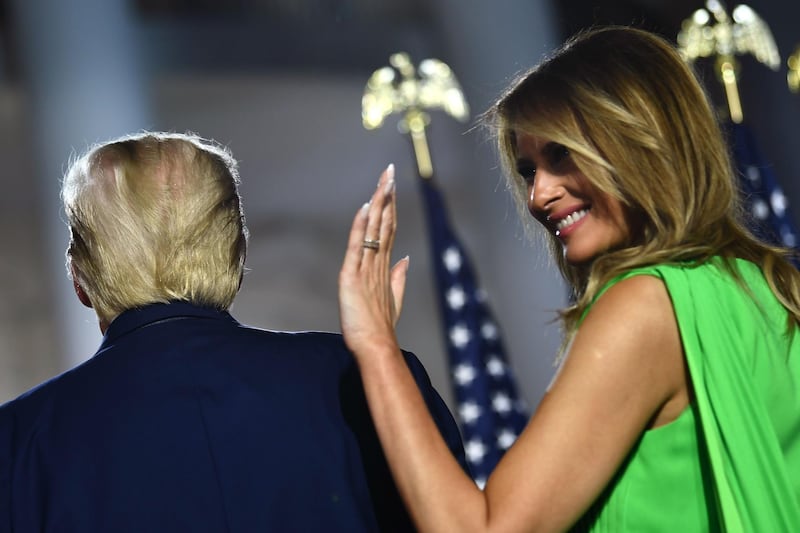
[514, 131, 631, 265]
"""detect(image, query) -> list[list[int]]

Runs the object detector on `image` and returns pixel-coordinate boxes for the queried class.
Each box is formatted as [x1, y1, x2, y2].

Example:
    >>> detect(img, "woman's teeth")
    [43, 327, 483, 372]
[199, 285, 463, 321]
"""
[556, 209, 589, 231]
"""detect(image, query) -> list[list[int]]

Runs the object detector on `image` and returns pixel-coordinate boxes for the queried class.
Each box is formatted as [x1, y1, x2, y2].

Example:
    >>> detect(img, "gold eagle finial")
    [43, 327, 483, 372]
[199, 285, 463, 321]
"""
[677, 1, 780, 122]
[362, 53, 469, 178]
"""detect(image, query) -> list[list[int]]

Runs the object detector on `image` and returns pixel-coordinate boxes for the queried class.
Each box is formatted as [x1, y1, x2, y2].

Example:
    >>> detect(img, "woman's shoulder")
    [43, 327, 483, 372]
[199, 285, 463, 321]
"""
[572, 274, 678, 369]
[577, 268, 683, 367]
[589, 274, 674, 326]
[586, 262, 676, 316]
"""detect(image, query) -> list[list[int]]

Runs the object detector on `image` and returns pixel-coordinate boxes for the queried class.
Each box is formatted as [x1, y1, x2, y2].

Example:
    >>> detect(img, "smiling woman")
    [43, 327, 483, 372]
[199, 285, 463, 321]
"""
[514, 132, 631, 265]
[338, 25, 800, 532]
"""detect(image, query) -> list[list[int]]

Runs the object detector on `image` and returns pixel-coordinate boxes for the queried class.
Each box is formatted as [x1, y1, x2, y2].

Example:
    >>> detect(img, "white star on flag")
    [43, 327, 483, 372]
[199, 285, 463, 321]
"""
[449, 323, 471, 349]
[464, 438, 488, 465]
[746, 165, 760, 183]
[453, 363, 477, 386]
[446, 285, 467, 310]
[442, 246, 462, 273]
[492, 392, 513, 414]
[753, 199, 769, 220]
[459, 401, 482, 425]
[771, 190, 787, 217]
[783, 229, 797, 247]
[486, 356, 506, 377]
[481, 321, 499, 340]
[496, 428, 518, 450]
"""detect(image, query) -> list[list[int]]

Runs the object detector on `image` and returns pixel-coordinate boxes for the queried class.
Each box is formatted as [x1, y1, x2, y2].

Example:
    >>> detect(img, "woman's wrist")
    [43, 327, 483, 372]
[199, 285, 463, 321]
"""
[352, 336, 402, 369]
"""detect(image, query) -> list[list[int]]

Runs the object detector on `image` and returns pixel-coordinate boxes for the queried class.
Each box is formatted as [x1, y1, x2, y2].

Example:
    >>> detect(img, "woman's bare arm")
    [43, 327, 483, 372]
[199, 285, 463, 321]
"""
[338, 166, 687, 533]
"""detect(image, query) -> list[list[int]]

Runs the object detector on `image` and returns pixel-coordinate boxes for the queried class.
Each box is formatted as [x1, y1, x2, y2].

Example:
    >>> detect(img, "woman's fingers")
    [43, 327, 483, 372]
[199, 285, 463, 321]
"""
[378, 165, 397, 260]
[362, 164, 394, 259]
[342, 201, 369, 274]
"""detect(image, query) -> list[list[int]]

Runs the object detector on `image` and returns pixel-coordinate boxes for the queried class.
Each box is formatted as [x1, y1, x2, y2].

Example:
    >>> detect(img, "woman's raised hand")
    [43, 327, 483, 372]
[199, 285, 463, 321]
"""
[338, 164, 409, 360]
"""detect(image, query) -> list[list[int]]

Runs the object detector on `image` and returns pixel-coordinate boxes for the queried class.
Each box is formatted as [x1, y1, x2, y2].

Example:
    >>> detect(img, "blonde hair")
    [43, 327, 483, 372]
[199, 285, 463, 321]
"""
[483, 26, 800, 338]
[63, 131, 248, 326]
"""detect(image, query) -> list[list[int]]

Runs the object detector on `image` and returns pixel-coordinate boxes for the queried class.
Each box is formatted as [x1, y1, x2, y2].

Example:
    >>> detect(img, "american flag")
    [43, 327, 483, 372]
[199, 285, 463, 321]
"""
[729, 122, 799, 263]
[417, 176, 529, 488]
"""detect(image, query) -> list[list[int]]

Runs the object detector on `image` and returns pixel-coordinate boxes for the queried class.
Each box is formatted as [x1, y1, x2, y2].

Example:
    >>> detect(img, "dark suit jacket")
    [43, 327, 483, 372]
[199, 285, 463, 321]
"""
[0, 302, 466, 532]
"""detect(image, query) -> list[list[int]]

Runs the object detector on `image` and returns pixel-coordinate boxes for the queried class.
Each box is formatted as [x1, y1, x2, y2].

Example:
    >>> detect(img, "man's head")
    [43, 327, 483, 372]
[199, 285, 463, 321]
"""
[63, 131, 248, 329]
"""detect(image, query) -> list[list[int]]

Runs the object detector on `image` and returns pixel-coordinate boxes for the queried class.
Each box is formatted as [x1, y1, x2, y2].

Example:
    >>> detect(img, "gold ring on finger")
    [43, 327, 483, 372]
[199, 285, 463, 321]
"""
[362, 239, 380, 251]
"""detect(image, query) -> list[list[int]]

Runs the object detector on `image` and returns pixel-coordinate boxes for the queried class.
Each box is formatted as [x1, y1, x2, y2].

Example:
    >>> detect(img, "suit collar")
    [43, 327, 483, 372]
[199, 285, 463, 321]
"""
[100, 301, 236, 348]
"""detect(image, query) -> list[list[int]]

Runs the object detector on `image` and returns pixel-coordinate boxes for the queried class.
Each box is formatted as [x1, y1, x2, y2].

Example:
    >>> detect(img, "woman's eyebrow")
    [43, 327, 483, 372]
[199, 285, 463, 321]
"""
[541, 142, 561, 156]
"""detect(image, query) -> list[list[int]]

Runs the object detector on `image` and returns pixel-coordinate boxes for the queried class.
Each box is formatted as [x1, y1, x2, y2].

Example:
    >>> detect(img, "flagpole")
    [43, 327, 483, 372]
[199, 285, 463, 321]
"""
[399, 108, 434, 179]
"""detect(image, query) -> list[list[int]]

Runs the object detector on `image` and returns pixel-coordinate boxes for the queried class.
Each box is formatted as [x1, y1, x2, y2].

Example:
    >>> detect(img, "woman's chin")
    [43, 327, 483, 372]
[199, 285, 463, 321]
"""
[561, 246, 598, 266]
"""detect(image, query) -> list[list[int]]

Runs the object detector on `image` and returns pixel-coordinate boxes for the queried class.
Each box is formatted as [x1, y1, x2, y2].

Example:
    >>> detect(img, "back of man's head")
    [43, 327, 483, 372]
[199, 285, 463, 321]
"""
[62, 131, 249, 326]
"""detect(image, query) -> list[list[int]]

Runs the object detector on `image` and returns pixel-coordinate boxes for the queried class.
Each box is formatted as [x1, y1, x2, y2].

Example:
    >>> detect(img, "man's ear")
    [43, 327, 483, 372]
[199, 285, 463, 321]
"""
[70, 263, 93, 309]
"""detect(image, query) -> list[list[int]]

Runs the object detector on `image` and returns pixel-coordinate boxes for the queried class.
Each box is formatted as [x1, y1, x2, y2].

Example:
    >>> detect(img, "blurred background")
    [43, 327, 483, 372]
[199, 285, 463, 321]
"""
[1, 0, 799, 416]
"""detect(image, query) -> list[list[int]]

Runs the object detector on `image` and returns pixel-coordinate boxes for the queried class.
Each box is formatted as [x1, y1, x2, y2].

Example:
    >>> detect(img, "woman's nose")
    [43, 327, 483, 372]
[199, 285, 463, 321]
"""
[527, 170, 563, 215]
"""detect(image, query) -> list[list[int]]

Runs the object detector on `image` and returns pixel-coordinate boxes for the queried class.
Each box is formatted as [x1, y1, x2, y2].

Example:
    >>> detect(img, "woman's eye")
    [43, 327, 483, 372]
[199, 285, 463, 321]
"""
[549, 144, 570, 167]
[517, 165, 536, 184]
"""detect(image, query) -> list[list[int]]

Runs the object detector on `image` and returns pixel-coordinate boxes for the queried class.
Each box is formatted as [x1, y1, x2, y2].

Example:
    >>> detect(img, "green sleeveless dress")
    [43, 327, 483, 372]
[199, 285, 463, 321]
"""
[572, 258, 800, 532]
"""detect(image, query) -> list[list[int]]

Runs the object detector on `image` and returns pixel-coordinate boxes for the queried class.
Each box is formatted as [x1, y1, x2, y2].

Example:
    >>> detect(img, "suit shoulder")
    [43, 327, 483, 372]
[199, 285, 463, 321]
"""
[0, 362, 80, 414]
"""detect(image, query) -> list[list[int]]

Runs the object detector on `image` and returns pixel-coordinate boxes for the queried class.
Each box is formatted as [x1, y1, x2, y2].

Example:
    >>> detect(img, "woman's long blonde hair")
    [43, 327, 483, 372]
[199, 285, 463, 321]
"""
[483, 26, 800, 337]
